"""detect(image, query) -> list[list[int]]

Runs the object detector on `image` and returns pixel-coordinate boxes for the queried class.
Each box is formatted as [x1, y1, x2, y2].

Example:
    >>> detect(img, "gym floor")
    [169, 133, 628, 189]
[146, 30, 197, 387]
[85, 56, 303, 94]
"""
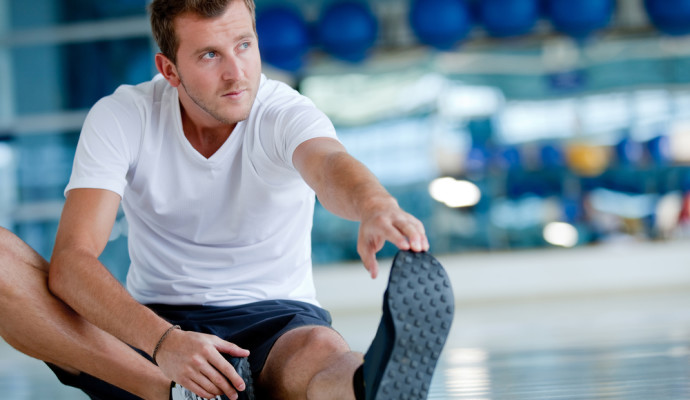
[1, 240, 689, 399]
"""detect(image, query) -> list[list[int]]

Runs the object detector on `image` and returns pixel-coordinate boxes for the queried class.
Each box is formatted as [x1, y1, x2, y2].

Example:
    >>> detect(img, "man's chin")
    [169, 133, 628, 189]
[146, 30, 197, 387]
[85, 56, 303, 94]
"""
[214, 110, 251, 126]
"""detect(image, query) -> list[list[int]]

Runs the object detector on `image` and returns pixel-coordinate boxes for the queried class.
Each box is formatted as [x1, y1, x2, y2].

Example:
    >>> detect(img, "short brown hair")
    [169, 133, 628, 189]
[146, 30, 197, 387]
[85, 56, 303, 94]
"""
[149, 0, 256, 64]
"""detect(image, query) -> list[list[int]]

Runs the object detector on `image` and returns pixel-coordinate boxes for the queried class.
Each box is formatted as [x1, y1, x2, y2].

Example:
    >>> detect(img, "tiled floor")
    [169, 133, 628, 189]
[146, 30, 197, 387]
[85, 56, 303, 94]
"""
[1, 287, 689, 399]
[333, 288, 690, 400]
[429, 290, 690, 399]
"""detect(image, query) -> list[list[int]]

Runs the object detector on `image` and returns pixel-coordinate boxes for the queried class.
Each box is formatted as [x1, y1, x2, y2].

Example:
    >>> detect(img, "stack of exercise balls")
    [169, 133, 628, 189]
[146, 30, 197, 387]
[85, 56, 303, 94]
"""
[256, 0, 690, 72]
[317, 1, 379, 62]
[257, 1, 378, 70]
[645, 0, 690, 36]
[478, 0, 539, 38]
[256, 6, 310, 72]
[409, 0, 472, 50]
[545, 0, 614, 38]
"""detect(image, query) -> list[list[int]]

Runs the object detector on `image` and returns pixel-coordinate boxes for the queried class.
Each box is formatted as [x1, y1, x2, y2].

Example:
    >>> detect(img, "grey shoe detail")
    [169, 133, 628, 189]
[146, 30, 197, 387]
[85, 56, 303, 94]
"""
[170, 357, 254, 400]
[363, 250, 455, 400]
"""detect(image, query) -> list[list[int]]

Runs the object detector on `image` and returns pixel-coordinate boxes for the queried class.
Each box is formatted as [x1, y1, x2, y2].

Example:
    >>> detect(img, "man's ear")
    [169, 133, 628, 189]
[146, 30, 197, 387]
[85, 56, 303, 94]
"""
[155, 53, 181, 87]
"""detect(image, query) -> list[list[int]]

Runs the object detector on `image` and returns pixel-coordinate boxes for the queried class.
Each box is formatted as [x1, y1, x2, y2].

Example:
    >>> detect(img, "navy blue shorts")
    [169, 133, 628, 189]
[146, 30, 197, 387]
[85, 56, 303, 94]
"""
[47, 299, 333, 400]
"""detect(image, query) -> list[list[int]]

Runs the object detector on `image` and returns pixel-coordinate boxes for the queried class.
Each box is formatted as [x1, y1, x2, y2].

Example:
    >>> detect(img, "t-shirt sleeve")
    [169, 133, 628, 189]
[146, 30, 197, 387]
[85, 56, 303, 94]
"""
[262, 98, 339, 171]
[64, 96, 138, 198]
[282, 103, 339, 167]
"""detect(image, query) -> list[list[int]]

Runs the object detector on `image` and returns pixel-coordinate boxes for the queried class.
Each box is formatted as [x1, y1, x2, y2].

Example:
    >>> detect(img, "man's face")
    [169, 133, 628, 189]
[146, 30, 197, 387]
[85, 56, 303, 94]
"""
[166, 1, 261, 127]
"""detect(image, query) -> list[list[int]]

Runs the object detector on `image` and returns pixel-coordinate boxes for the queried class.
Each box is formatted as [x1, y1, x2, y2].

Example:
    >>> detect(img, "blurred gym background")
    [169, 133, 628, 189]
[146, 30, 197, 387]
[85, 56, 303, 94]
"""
[1, 0, 690, 398]
[2, 0, 690, 272]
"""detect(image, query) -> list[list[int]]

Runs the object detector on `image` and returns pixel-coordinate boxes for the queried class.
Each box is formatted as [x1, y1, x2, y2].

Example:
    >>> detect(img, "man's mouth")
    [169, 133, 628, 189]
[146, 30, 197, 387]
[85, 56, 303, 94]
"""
[222, 88, 246, 99]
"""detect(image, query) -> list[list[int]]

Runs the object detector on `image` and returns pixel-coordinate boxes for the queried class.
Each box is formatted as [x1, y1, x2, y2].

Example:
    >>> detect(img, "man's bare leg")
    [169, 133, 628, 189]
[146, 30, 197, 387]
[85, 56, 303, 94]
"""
[258, 325, 362, 400]
[258, 250, 454, 400]
[0, 227, 171, 400]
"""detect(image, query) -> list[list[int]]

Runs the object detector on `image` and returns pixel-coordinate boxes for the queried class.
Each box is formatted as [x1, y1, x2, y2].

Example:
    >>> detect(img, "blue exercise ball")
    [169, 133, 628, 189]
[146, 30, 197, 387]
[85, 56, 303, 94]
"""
[646, 135, 671, 164]
[540, 143, 564, 168]
[480, 0, 539, 37]
[682, 171, 690, 192]
[257, 6, 310, 71]
[410, 0, 472, 50]
[562, 197, 582, 223]
[547, 0, 614, 38]
[615, 137, 644, 165]
[499, 146, 522, 170]
[645, 0, 690, 36]
[317, 1, 378, 62]
[466, 146, 490, 172]
[539, 0, 550, 17]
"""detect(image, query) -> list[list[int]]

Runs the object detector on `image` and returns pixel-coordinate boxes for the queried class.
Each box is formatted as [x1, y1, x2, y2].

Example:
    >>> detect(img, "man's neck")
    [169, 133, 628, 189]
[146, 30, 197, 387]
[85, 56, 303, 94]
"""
[181, 108, 235, 159]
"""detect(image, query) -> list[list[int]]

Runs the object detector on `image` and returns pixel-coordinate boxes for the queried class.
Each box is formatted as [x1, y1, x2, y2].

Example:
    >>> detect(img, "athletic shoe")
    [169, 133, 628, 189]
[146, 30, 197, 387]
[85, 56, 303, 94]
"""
[171, 383, 220, 400]
[362, 250, 454, 400]
[170, 357, 255, 400]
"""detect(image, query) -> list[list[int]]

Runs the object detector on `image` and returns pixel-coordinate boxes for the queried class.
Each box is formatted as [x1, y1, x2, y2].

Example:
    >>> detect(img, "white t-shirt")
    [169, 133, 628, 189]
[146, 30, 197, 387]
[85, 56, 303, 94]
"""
[65, 74, 338, 307]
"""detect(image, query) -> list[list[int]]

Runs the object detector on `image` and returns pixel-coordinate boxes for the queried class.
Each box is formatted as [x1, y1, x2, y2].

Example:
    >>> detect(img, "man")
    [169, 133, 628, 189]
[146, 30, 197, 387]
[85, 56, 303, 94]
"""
[0, 0, 453, 399]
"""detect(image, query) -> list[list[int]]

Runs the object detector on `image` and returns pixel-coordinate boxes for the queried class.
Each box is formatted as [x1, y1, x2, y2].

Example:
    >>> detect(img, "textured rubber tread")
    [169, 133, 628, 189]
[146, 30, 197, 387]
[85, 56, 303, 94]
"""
[214, 357, 254, 400]
[229, 357, 255, 400]
[173, 357, 255, 400]
[365, 250, 454, 400]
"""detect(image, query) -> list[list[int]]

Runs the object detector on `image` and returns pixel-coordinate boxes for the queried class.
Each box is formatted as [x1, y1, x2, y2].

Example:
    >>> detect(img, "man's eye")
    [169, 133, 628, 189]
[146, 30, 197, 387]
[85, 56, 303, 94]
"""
[203, 51, 217, 59]
[239, 42, 250, 50]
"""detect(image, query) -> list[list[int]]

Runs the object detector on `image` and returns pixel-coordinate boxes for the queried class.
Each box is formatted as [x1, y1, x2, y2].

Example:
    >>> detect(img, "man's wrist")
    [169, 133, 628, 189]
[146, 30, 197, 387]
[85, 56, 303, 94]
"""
[359, 195, 399, 219]
[152, 324, 181, 365]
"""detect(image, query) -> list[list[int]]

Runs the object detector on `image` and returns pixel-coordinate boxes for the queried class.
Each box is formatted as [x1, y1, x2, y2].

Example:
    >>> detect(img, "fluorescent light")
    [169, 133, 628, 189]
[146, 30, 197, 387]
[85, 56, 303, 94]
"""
[543, 222, 579, 248]
[429, 177, 481, 208]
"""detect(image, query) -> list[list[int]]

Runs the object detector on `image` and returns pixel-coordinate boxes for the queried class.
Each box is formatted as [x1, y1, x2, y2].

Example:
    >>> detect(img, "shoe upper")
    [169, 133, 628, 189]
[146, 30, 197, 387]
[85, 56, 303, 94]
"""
[170, 383, 222, 400]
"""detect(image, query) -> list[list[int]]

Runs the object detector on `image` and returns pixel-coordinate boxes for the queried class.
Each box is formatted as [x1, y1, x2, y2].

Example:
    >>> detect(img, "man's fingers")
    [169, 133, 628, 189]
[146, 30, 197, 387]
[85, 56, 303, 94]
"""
[199, 362, 241, 399]
[181, 377, 220, 400]
[358, 221, 407, 279]
[209, 356, 246, 395]
[375, 220, 411, 251]
[364, 255, 379, 279]
[393, 217, 428, 252]
[214, 337, 250, 357]
[358, 235, 383, 279]
[156, 332, 249, 399]
[212, 340, 249, 392]
[357, 208, 430, 279]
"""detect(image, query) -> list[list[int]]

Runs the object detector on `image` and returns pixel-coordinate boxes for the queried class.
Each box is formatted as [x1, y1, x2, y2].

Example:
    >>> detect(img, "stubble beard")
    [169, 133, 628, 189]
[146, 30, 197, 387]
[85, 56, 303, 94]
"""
[178, 74, 252, 126]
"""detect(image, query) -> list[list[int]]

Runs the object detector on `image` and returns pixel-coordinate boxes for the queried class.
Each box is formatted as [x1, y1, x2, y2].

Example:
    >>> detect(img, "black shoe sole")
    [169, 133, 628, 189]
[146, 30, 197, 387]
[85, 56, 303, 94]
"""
[223, 357, 255, 400]
[365, 250, 454, 400]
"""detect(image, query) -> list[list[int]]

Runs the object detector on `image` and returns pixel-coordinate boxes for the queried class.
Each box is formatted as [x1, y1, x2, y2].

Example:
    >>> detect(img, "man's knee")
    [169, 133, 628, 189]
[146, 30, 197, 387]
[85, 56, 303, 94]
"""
[261, 326, 349, 398]
[303, 327, 348, 354]
[0, 227, 25, 263]
[279, 326, 349, 364]
[0, 226, 14, 257]
[0, 228, 48, 299]
[291, 327, 348, 376]
[0, 226, 48, 269]
[0, 228, 18, 290]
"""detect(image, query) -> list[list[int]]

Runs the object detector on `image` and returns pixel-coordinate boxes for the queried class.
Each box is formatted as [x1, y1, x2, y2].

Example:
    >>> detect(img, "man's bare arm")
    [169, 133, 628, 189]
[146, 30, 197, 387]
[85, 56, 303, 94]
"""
[48, 188, 248, 398]
[293, 137, 429, 278]
[49, 189, 167, 353]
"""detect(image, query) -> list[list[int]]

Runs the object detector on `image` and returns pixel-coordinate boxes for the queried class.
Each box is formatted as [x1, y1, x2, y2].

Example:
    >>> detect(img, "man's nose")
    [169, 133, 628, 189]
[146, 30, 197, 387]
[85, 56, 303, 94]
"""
[221, 56, 243, 81]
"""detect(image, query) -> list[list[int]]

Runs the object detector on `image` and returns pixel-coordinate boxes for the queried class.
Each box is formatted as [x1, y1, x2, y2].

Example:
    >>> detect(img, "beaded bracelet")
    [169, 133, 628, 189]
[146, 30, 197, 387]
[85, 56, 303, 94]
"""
[152, 325, 181, 365]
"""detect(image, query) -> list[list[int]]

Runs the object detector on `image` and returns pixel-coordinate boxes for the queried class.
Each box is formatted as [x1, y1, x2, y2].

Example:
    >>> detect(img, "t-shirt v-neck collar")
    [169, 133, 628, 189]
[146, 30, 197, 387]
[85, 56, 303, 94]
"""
[169, 87, 244, 166]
